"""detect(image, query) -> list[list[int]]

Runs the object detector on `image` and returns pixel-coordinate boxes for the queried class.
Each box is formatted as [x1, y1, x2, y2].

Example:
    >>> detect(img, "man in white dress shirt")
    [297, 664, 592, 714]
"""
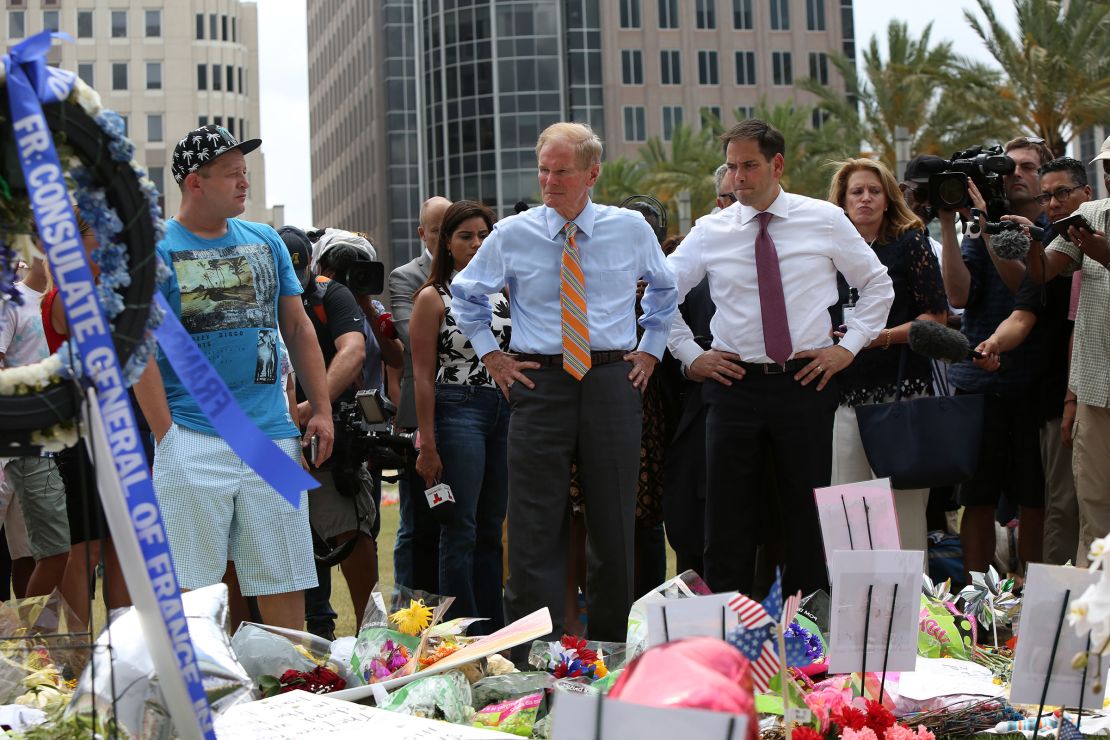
[666, 119, 894, 595]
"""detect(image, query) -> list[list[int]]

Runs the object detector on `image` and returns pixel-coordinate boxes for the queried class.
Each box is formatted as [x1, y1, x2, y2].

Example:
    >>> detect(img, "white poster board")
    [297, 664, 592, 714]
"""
[551, 690, 748, 740]
[815, 479, 901, 580]
[1011, 564, 1106, 707]
[215, 690, 506, 738]
[646, 592, 739, 647]
[828, 549, 920, 674]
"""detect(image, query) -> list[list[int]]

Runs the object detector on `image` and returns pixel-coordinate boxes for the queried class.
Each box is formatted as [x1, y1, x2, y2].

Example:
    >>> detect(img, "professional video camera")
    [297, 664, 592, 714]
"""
[925, 145, 1015, 221]
[333, 389, 417, 472]
[308, 228, 385, 295]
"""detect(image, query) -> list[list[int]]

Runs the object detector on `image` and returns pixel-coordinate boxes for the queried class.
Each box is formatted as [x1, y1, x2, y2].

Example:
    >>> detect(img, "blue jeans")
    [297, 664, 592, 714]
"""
[435, 384, 509, 633]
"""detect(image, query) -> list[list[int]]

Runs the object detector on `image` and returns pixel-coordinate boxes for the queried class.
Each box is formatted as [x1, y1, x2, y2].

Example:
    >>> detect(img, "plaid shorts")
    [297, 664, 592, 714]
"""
[151, 423, 317, 597]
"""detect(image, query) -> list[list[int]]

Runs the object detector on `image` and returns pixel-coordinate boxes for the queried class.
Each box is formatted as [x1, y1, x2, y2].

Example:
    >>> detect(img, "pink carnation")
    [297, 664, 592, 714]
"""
[804, 687, 850, 733]
[883, 726, 935, 740]
[841, 728, 879, 740]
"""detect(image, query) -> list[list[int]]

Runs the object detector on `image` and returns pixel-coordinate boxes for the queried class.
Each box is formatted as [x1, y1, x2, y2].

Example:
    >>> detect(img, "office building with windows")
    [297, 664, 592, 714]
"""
[3, 0, 272, 223]
[309, 0, 853, 270]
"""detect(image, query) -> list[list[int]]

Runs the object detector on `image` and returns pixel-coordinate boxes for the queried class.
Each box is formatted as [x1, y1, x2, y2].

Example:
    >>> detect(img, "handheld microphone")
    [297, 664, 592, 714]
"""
[990, 228, 1031, 261]
[907, 320, 984, 362]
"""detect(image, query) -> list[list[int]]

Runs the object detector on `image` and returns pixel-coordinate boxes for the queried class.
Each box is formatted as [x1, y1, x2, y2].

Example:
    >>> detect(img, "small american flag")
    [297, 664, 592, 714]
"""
[726, 570, 806, 692]
[1058, 716, 1084, 740]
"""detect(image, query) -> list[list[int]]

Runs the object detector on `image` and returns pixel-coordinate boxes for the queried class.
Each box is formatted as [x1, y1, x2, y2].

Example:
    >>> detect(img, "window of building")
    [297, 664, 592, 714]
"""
[769, 0, 789, 30]
[77, 63, 93, 87]
[623, 106, 646, 142]
[735, 50, 755, 84]
[213, 115, 222, 126]
[146, 62, 162, 90]
[212, 64, 221, 90]
[700, 106, 722, 125]
[145, 9, 161, 37]
[227, 117, 235, 136]
[111, 9, 126, 38]
[209, 13, 217, 40]
[696, 0, 716, 28]
[806, 0, 826, 30]
[662, 106, 684, 140]
[226, 65, 234, 92]
[619, 0, 641, 28]
[112, 62, 127, 90]
[808, 52, 828, 85]
[697, 50, 719, 85]
[811, 108, 829, 130]
[120, 115, 128, 136]
[147, 113, 163, 143]
[8, 11, 24, 39]
[221, 14, 228, 40]
[733, 0, 753, 28]
[77, 9, 93, 38]
[148, 166, 164, 196]
[772, 51, 792, 84]
[198, 115, 208, 126]
[660, 49, 681, 85]
[621, 49, 643, 85]
[197, 64, 207, 90]
[736, 105, 755, 120]
[238, 67, 244, 95]
[658, 0, 678, 29]
[195, 12, 203, 39]
[42, 10, 58, 32]
[231, 16, 237, 42]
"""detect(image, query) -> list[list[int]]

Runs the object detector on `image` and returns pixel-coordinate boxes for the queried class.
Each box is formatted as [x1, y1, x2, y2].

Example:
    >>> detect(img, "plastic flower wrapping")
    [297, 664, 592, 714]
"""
[229, 621, 351, 698]
[624, 569, 713, 661]
[529, 634, 625, 684]
[66, 584, 252, 738]
[348, 584, 454, 684]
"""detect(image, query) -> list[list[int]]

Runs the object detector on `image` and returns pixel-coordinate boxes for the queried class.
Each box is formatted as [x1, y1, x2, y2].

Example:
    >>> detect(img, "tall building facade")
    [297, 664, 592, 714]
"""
[3, 0, 272, 223]
[308, 0, 853, 272]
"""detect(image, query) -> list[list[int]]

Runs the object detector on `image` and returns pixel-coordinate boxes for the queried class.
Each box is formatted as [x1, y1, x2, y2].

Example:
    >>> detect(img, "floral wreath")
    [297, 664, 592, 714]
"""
[0, 71, 166, 454]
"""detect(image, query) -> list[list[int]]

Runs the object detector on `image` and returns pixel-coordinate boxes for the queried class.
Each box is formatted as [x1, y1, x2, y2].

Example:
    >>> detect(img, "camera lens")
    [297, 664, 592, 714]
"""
[936, 177, 967, 208]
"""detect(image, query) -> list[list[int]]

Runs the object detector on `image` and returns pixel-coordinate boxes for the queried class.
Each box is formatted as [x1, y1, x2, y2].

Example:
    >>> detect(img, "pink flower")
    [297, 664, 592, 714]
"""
[804, 687, 850, 733]
[883, 726, 935, 740]
[841, 729, 879, 740]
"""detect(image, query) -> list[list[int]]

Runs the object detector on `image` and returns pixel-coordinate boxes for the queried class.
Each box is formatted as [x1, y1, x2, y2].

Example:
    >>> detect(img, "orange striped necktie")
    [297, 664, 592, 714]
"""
[560, 221, 591, 380]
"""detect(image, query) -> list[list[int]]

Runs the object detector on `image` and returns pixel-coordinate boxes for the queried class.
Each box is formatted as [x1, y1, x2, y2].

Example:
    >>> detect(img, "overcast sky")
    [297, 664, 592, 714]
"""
[255, 0, 1016, 228]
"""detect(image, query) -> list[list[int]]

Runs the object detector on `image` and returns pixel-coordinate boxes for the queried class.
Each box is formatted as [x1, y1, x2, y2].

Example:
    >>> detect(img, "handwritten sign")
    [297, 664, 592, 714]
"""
[815, 480, 901, 581]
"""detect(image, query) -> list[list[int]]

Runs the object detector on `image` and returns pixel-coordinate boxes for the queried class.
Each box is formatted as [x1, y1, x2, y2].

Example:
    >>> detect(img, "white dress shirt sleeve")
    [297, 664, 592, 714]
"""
[829, 213, 894, 356]
[636, 222, 679, 360]
[665, 227, 709, 367]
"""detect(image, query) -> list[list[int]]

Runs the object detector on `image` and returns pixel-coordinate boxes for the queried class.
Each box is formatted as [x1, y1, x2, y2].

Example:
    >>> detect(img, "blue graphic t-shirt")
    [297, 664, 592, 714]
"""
[156, 218, 302, 439]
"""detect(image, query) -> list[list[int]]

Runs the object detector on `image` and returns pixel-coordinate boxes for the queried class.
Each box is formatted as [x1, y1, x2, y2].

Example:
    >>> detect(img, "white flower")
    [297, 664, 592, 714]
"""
[1089, 536, 1110, 572]
[30, 423, 79, 454]
[1070, 580, 1110, 654]
[0, 356, 63, 395]
[71, 78, 102, 116]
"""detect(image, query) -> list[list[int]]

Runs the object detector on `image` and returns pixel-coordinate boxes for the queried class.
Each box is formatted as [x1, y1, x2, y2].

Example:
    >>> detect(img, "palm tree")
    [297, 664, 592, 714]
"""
[800, 20, 993, 170]
[593, 156, 648, 206]
[962, 0, 1110, 157]
[749, 101, 858, 200]
[639, 122, 722, 228]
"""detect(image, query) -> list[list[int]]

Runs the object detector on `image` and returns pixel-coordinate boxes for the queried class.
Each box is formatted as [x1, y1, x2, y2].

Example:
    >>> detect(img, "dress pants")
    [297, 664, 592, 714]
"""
[394, 466, 441, 593]
[504, 362, 641, 650]
[703, 372, 837, 597]
[1040, 416, 1078, 565]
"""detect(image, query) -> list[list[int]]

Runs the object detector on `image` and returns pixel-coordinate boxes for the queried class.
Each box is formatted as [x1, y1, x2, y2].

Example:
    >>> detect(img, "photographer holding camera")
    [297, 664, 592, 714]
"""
[281, 226, 402, 637]
[935, 136, 1056, 580]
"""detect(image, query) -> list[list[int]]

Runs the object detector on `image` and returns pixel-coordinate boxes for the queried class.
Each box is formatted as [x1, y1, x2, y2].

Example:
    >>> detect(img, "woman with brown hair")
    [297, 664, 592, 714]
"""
[410, 200, 509, 632]
[827, 158, 948, 554]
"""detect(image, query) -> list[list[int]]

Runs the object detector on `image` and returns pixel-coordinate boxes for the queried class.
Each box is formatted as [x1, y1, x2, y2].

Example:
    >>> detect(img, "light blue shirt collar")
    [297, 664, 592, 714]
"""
[737, 187, 789, 225]
[544, 198, 596, 241]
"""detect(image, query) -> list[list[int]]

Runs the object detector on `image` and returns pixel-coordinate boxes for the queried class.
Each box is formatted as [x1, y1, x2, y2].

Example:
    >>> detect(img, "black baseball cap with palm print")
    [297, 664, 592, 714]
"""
[171, 124, 261, 183]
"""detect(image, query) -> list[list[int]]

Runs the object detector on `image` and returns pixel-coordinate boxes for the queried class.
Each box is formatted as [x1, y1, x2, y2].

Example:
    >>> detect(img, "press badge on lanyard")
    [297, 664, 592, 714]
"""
[842, 288, 859, 325]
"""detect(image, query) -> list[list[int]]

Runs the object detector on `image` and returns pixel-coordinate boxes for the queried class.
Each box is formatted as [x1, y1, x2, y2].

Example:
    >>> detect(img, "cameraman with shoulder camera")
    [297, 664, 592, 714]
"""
[936, 136, 1056, 581]
[281, 226, 400, 637]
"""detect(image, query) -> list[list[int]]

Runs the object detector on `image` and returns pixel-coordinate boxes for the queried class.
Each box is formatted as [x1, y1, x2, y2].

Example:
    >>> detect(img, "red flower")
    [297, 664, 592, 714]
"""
[864, 699, 895, 734]
[560, 634, 598, 663]
[791, 727, 825, 740]
[832, 705, 867, 731]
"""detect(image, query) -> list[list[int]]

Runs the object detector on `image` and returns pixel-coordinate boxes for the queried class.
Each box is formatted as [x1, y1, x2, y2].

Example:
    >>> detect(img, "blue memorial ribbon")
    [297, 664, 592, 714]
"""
[3, 32, 215, 738]
[152, 292, 319, 507]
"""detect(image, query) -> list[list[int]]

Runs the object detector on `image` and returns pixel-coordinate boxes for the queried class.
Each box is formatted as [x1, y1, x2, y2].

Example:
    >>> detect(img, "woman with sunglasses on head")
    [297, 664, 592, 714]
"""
[827, 159, 948, 556]
[410, 200, 509, 632]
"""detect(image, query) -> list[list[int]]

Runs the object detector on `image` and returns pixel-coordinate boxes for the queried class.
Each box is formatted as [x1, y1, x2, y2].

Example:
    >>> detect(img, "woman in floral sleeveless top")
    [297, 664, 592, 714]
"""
[410, 201, 510, 632]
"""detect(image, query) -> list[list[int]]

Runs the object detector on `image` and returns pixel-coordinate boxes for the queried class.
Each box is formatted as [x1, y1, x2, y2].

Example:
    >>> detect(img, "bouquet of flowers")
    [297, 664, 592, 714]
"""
[529, 634, 623, 683]
[258, 666, 347, 698]
[348, 584, 454, 685]
[230, 621, 350, 698]
[799, 687, 936, 740]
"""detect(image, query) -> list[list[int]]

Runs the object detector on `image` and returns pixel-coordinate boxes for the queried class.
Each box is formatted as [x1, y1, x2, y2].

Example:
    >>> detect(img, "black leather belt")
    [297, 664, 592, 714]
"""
[515, 350, 631, 368]
[736, 359, 810, 375]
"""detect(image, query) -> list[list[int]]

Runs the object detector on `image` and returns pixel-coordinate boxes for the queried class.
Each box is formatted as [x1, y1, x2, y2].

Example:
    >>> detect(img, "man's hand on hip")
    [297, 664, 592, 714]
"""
[687, 350, 746, 386]
[794, 345, 853, 391]
[483, 351, 541, 400]
[624, 351, 659, 392]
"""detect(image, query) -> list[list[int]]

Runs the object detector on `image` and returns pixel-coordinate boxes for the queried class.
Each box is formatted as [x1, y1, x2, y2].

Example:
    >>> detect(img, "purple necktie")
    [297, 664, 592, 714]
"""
[754, 211, 793, 364]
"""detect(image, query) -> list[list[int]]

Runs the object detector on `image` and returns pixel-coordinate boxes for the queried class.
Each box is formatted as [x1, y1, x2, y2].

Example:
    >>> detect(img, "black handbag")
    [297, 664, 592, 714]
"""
[854, 348, 984, 489]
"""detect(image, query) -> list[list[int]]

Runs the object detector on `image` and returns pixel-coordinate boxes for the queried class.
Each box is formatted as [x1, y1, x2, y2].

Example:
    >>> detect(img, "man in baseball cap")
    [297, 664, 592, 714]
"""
[900, 154, 948, 226]
[135, 124, 334, 630]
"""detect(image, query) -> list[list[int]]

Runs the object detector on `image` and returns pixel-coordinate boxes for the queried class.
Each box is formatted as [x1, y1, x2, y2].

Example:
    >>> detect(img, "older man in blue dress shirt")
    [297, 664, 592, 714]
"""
[452, 122, 678, 645]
